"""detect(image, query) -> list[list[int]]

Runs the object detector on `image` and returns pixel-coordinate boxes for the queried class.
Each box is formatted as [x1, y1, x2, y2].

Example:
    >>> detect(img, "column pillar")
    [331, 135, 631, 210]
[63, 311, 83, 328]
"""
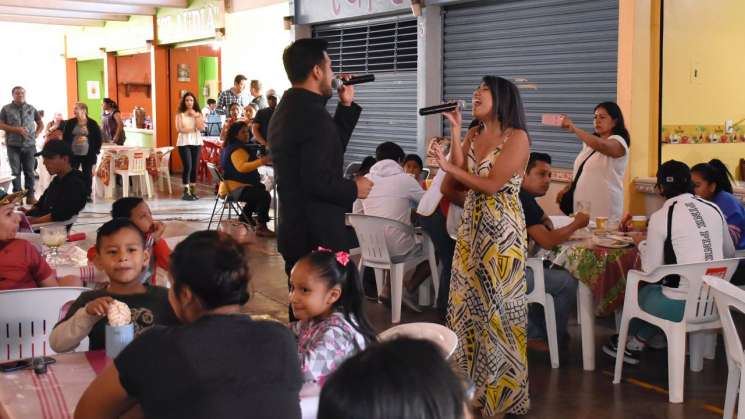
[416, 5, 442, 159]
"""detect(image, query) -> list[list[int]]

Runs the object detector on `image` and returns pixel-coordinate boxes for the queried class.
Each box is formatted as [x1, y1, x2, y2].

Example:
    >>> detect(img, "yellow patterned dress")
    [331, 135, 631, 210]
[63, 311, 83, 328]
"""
[447, 141, 529, 416]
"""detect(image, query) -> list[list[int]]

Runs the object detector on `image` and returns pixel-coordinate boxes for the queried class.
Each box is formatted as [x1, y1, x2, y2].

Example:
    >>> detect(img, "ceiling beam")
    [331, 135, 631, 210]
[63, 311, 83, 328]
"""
[0, 6, 129, 21]
[74, 0, 188, 7]
[0, 13, 104, 26]
[0, 0, 156, 16]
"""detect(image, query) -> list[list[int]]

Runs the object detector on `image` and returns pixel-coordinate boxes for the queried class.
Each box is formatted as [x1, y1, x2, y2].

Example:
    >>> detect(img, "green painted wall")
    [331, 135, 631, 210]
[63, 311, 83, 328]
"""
[76, 59, 104, 122]
[198, 56, 219, 106]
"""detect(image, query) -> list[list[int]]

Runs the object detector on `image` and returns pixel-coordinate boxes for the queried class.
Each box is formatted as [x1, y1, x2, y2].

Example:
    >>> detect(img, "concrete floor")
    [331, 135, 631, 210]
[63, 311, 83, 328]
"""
[74, 181, 730, 419]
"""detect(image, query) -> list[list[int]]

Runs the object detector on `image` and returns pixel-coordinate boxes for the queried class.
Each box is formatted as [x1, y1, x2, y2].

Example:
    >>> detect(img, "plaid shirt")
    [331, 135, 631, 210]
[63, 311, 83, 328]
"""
[217, 88, 244, 113]
[0, 102, 40, 147]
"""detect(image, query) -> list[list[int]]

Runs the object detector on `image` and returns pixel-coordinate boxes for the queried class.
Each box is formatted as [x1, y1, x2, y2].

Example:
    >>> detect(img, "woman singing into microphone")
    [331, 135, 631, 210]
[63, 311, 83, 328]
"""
[435, 76, 530, 418]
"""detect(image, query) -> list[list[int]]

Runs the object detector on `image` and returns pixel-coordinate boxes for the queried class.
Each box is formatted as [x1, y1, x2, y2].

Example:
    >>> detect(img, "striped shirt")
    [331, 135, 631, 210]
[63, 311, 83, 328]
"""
[217, 88, 244, 113]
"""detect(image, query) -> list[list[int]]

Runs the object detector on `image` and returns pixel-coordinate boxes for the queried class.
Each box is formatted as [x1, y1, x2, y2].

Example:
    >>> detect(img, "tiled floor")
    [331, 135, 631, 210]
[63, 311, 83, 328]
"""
[76, 181, 729, 419]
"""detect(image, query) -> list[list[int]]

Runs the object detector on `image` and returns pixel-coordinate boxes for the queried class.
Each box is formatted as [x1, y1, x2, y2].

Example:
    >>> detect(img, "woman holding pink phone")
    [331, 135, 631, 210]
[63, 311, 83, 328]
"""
[554, 102, 630, 219]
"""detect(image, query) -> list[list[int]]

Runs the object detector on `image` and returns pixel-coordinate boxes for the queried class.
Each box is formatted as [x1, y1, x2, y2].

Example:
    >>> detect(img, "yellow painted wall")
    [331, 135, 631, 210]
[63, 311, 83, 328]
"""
[660, 0, 745, 174]
[663, 143, 743, 179]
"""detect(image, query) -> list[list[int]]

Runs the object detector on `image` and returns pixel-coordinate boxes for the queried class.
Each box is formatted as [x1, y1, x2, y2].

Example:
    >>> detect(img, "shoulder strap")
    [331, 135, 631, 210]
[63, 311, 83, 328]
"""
[573, 150, 597, 183]
[664, 201, 678, 265]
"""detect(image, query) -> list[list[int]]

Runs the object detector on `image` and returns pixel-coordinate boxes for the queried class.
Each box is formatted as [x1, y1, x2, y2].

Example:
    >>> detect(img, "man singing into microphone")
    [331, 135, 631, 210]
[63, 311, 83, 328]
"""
[268, 38, 374, 285]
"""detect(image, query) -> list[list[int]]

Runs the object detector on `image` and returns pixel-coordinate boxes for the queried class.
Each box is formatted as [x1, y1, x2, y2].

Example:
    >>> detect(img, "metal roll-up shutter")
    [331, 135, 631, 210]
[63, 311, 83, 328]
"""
[443, 0, 619, 168]
[314, 16, 418, 165]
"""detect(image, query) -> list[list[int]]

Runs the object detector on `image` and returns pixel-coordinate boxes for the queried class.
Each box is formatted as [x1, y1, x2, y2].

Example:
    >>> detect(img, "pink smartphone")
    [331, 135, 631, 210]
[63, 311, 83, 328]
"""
[541, 113, 564, 126]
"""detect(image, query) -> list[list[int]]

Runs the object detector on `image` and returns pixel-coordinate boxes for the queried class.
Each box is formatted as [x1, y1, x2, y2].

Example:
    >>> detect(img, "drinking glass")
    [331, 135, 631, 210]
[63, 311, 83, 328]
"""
[40, 225, 67, 266]
[576, 201, 592, 216]
[607, 216, 620, 232]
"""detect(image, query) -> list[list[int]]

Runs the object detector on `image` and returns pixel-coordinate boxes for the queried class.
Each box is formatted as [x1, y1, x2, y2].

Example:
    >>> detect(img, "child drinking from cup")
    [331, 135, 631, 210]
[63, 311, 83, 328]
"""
[50, 218, 178, 353]
[289, 249, 377, 385]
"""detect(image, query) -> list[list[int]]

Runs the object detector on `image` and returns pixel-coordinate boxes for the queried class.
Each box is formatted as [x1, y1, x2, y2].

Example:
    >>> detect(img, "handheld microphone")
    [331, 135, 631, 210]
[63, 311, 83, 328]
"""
[418, 101, 465, 116]
[331, 74, 375, 89]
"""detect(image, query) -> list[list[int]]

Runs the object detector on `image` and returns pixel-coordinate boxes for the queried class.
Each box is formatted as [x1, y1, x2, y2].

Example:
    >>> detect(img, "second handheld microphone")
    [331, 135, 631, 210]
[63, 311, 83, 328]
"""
[418, 101, 465, 116]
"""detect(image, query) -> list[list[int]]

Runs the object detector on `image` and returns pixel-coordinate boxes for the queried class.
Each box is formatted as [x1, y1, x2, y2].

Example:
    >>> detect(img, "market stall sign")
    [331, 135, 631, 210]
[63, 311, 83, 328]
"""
[157, 0, 225, 45]
[293, 0, 409, 25]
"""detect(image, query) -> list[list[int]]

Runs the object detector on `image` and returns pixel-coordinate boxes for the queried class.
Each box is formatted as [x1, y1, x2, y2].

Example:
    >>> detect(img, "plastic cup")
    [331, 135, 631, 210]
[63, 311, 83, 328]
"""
[105, 324, 134, 359]
[631, 215, 648, 231]
[595, 216, 608, 231]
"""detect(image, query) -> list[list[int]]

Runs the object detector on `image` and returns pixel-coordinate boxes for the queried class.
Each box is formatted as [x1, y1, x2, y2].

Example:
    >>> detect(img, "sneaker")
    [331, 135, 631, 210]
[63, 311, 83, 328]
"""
[189, 185, 200, 200]
[181, 188, 193, 201]
[602, 335, 641, 365]
[647, 333, 667, 350]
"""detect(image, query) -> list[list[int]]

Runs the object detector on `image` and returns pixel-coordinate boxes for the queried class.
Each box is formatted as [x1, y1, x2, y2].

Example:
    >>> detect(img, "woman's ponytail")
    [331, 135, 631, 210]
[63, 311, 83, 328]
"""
[338, 260, 377, 344]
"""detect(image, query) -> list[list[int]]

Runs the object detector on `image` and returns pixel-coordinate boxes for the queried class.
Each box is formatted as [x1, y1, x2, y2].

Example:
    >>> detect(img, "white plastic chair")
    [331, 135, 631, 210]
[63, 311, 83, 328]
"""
[346, 213, 439, 323]
[613, 259, 740, 403]
[114, 149, 153, 198]
[526, 257, 560, 368]
[704, 275, 745, 419]
[154, 146, 174, 195]
[379, 322, 458, 359]
[0, 287, 90, 361]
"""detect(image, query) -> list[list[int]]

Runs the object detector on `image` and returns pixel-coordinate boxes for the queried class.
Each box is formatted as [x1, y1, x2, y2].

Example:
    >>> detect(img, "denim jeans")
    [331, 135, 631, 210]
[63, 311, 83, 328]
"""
[7, 145, 36, 195]
[628, 284, 684, 341]
[177, 145, 201, 184]
[417, 207, 455, 316]
[526, 266, 578, 341]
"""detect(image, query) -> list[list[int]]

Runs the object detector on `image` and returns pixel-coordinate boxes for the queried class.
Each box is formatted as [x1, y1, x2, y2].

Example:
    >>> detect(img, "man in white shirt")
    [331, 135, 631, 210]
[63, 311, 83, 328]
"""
[359, 142, 425, 309]
[360, 142, 425, 256]
[603, 160, 734, 365]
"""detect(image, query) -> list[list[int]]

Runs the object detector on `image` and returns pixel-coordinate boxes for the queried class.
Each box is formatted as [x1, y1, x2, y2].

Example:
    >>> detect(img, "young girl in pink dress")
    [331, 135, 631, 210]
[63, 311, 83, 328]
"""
[289, 249, 377, 385]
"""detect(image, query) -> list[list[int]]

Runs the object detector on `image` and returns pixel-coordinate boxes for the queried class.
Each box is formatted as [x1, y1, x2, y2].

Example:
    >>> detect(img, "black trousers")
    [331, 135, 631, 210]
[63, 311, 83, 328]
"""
[237, 187, 271, 223]
[70, 154, 96, 197]
[177, 145, 201, 184]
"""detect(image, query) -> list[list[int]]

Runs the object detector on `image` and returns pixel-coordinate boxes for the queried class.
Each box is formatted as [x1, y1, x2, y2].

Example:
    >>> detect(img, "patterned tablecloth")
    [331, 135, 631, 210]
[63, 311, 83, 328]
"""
[0, 352, 108, 419]
[549, 237, 641, 316]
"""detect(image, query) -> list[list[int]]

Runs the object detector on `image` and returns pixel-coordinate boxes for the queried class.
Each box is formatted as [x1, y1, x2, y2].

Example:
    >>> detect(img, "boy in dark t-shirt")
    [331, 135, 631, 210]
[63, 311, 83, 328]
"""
[520, 152, 588, 351]
[50, 218, 178, 352]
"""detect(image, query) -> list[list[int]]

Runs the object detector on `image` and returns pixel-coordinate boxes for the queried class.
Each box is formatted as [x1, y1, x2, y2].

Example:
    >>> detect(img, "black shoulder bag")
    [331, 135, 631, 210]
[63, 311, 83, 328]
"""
[559, 150, 596, 215]
[661, 202, 680, 288]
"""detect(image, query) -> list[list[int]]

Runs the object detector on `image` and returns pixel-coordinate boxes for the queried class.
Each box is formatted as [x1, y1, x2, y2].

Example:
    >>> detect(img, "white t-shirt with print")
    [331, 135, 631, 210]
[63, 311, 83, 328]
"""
[572, 135, 629, 219]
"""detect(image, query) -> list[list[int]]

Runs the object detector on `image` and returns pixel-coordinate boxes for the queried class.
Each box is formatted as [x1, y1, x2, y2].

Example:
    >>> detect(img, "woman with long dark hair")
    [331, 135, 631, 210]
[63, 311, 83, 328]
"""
[101, 98, 125, 145]
[62, 102, 102, 203]
[436, 76, 530, 418]
[220, 121, 274, 237]
[555, 101, 630, 219]
[691, 159, 745, 249]
[175, 92, 205, 201]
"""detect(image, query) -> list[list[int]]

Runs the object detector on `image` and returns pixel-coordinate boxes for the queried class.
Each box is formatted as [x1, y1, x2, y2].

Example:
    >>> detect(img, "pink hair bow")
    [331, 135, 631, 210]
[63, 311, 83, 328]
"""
[317, 246, 351, 266]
